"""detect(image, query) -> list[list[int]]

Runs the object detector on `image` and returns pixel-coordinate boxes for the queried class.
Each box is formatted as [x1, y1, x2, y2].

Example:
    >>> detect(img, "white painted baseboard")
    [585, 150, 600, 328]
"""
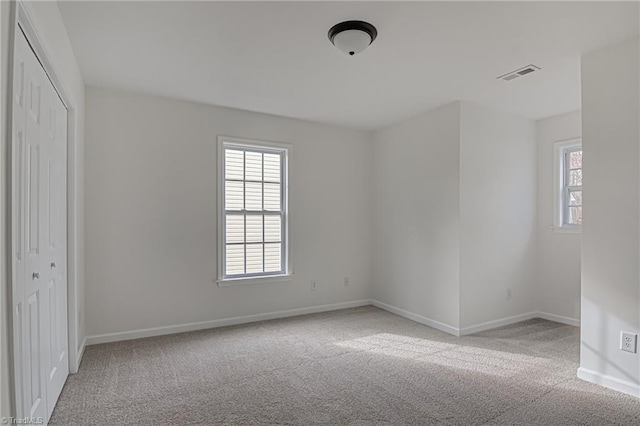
[370, 300, 460, 336]
[459, 311, 579, 335]
[458, 312, 539, 335]
[85, 300, 581, 346]
[369, 301, 580, 338]
[577, 367, 640, 398]
[86, 299, 372, 345]
[536, 311, 580, 327]
[73, 338, 87, 373]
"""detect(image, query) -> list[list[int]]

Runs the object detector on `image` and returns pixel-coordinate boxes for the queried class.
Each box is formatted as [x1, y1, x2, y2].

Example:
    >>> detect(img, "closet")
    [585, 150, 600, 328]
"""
[12, 25, 69, 421]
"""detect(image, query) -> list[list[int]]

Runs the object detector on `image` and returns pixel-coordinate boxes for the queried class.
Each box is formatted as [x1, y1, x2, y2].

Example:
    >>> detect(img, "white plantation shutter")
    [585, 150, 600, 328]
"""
[220, 139, 288, 280]
[563, 147, 582, 226]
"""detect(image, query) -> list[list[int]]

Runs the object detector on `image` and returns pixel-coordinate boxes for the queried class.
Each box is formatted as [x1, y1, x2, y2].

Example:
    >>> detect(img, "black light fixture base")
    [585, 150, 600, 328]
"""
[328, 20, 378, 46]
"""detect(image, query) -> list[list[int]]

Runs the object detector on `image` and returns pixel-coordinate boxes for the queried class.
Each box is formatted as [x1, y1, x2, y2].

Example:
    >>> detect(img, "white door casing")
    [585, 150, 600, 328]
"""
[12, 25, 69, 421]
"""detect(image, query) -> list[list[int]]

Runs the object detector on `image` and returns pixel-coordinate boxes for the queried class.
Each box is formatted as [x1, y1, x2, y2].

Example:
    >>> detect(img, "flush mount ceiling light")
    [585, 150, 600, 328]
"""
[328, 20, 377, 56]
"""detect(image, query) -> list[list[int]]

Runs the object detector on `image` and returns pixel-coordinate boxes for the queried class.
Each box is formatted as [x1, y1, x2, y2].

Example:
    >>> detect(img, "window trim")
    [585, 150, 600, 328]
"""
[553, 138, 582, 233]
[217, 136, 292, 286]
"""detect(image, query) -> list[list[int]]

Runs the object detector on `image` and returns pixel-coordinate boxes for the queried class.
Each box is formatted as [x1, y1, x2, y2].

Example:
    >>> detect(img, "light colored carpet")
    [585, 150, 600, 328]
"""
[51, 306, 640, 425]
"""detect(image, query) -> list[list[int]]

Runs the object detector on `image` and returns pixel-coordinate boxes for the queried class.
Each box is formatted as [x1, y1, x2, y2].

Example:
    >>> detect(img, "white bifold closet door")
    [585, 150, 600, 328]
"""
[12, 26, 69, 422]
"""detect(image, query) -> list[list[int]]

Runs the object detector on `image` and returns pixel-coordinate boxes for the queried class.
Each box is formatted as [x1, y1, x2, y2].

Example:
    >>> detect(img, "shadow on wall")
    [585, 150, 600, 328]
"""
[581, 297, 640, 385]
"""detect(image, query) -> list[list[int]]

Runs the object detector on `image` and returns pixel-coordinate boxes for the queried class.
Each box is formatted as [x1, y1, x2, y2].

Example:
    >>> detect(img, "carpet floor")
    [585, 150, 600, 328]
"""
[51, 306, 640, 425]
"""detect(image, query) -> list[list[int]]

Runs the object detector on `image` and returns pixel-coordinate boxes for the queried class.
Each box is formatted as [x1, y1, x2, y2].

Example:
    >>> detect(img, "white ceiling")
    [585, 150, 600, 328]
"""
[58, 1, 639, 131]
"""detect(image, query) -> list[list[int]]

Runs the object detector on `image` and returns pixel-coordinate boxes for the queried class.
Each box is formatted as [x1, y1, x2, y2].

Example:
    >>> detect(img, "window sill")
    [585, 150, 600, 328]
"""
[217, 274, 293, 287]
[552, 225, 582, 234]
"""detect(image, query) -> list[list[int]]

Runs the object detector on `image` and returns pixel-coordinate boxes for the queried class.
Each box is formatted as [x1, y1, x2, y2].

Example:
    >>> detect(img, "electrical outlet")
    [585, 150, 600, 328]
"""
[506, 288, 512, 300]
[344, 277, 350, 287]
[311, 280, 318, 291]
[621, 332, 637, 353]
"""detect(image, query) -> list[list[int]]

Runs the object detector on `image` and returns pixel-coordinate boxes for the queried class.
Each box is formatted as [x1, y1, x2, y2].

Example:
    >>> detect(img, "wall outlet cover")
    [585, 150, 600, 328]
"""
[620, 331, 637, 353]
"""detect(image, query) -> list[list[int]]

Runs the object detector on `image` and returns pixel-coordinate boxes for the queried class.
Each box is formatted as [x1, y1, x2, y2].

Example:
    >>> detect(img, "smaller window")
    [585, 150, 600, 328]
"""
[553, 139, 582, 232]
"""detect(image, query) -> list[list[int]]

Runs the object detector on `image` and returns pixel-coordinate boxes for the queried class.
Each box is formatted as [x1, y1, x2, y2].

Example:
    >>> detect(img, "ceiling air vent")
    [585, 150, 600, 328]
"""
[497, 64, 541, 82]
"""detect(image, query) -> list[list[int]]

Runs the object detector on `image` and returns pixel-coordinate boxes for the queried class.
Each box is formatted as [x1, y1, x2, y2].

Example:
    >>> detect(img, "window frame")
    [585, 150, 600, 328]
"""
[217, 136, 291, 286]
[553, 138, 582, 233]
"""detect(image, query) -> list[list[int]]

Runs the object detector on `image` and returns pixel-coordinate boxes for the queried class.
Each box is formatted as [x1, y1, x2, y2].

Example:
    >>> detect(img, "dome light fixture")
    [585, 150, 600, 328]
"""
[328, 20, 377, 56]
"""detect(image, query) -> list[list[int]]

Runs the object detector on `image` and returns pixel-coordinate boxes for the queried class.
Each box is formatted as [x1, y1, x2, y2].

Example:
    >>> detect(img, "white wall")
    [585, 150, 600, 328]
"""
[536, 111, 582, 322]
[459, 102, 537, 329]
[372, 103, 461, 330]
[0, 0, 10, 419]
[84, 87, 372, 337]
[372, 101, 537, 333]
[580, 37, 640, 396]
[1, 0, 86, 413]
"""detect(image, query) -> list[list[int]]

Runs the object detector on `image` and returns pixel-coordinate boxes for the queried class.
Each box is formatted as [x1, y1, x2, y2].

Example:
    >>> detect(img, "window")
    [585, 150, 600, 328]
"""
[553, 139, 582, 232]
[218, 137, 290, 283]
